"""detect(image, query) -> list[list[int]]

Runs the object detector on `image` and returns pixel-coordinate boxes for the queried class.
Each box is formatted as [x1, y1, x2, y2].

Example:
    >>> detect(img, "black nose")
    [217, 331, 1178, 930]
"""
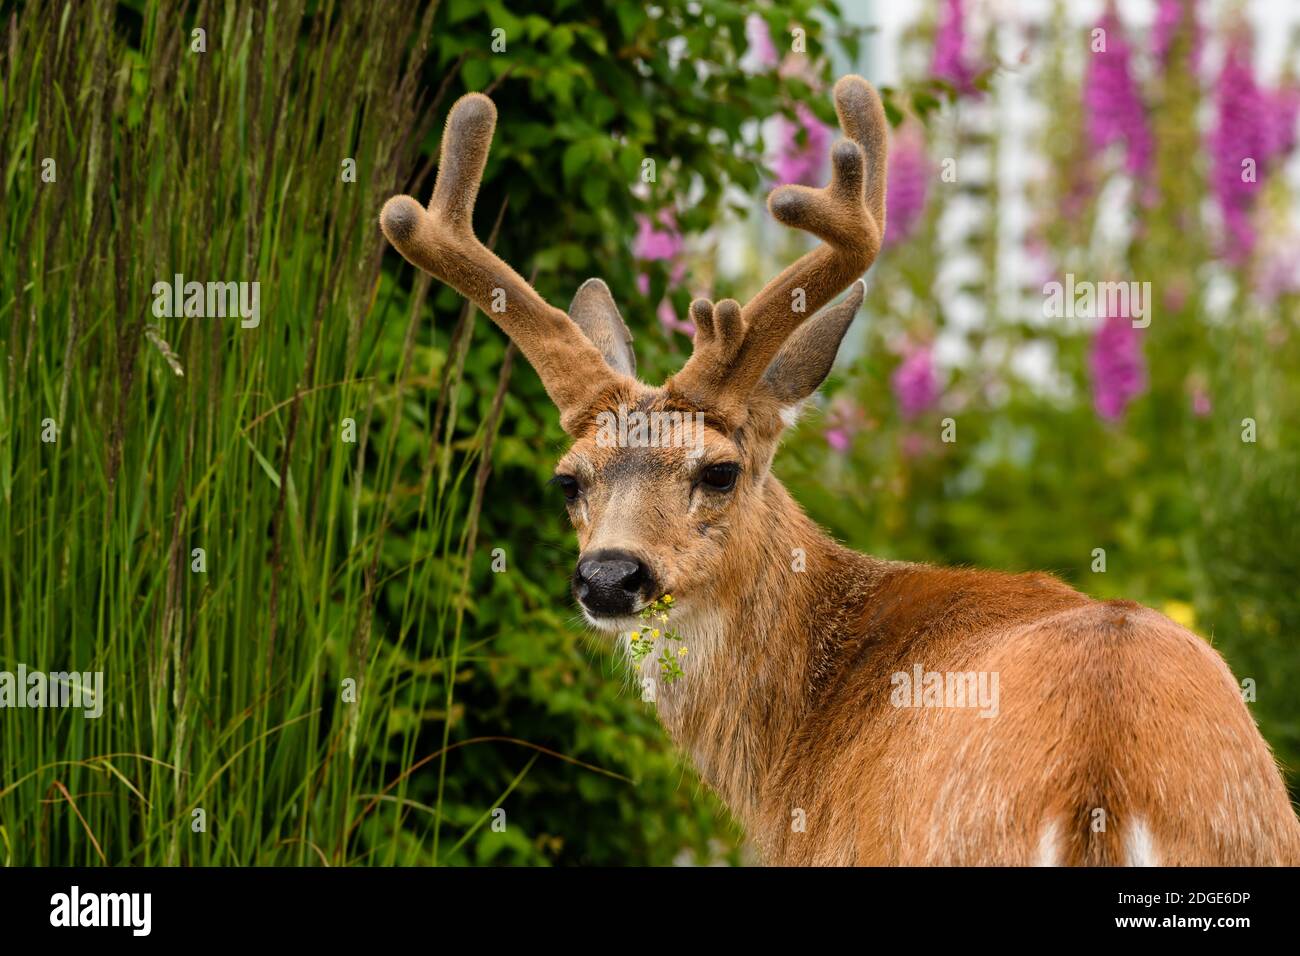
[573, 548, 656, 617]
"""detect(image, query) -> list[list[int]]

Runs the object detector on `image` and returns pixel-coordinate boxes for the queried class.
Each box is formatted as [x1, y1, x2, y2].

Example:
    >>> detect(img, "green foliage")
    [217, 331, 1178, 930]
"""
[0, 0, 851, 866]
[629, 595, 684, 684]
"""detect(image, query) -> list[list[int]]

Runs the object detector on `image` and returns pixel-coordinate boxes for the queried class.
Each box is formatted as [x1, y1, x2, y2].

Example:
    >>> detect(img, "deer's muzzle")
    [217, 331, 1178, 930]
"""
[573, 548, 657, 618]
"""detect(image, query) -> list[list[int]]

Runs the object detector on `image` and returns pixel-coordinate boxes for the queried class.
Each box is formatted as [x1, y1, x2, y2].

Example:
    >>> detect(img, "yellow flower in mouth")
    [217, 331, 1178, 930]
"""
[663, 594, 674, 604]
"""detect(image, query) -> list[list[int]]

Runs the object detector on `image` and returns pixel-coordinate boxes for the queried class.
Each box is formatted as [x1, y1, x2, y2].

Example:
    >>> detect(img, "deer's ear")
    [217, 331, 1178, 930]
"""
[759, 279, 864, 408]
[569, 278, 636, 377]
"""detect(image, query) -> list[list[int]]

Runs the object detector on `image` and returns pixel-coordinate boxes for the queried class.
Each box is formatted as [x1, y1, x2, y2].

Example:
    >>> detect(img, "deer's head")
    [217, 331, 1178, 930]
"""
[381, 77, 887, 632]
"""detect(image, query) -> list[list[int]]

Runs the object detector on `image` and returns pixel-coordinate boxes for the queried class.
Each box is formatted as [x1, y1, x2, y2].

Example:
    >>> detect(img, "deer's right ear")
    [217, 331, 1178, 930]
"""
[758, 279, 865, 409]
[568, 278, 636, 378]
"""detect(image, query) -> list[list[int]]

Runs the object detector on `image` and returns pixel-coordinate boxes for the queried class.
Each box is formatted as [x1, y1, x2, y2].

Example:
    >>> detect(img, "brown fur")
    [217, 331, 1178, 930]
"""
[552, 393, 1300, 865]
[382, 77, 1300, 865]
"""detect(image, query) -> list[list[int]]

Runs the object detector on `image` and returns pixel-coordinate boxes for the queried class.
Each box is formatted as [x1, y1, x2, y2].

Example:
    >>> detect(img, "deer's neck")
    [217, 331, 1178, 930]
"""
[651, 475, 889, 827]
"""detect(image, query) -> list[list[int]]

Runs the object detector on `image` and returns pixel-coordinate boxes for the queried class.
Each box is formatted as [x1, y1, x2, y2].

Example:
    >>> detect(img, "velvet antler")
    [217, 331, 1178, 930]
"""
[380, 93, 628, 433]
[668, 76, 888, 425]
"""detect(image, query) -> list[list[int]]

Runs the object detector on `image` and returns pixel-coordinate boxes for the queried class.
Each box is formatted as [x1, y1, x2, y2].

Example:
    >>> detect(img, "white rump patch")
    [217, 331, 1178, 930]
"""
[1034, 818, 1061, 866]
[1124, 817, 1160, 866]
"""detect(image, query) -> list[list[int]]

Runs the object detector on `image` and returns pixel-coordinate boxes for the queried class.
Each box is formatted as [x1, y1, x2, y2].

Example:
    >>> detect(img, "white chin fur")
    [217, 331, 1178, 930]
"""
[581, 609, 643, 634]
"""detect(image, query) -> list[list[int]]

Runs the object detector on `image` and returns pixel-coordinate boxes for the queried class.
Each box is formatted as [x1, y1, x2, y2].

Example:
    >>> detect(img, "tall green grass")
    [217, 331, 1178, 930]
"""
[0, 0, 521, 865]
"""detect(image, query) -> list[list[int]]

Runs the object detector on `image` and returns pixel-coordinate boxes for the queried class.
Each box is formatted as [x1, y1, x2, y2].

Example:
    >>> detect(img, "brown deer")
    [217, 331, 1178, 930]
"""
[380, 77, 1300, 865]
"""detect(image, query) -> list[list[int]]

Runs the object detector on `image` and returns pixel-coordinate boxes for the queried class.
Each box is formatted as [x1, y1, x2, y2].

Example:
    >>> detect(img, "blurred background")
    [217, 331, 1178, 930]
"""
[1, 0, 1297, 866]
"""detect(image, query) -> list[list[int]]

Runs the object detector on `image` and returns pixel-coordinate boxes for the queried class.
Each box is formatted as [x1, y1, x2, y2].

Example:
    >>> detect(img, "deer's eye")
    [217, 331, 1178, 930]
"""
[550, 473, 581, 502]
[699, 463, 740, 492]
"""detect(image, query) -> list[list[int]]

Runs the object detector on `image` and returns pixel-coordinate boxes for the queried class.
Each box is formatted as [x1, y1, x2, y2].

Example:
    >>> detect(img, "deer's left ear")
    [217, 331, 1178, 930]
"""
[569, 278, 636, 377]
[757, 279, 864, 410]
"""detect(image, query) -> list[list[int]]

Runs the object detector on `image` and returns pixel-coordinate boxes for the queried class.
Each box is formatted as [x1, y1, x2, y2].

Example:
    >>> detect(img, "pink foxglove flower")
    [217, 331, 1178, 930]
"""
[633, 211, 684, 262]
[891, 344, 938, 420]
[773, 102, 832, 187]
[1210, 34, 1267, 262]
[1089, 314, 1147, 422]
[656, 298, 694, 338]
[634, 210, 691, 338]
[1262, 84, 1300, 161]
[932, 0, 978, 96]
[824, 427, 852, 453]
[884, 123, 930, 247]
[1208, 32, 1299, 264]
[1084, 3, 1152, 177]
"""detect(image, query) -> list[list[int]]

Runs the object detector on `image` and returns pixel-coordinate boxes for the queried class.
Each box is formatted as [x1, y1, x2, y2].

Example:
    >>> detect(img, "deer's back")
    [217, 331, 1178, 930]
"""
[759, 563, 1300, 865]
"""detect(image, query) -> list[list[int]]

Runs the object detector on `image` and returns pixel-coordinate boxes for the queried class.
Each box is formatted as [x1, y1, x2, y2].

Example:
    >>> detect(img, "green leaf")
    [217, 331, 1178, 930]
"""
[580, 175, 609, 210]
[461, 56, 492, 92]
[561, 140, 591, 182]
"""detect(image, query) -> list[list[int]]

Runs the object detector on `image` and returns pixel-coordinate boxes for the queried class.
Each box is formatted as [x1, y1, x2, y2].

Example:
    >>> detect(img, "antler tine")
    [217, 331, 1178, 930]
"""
[428, 92, 493, 228]
[669, 76, 888, 422]
[380, 93, 625, 433]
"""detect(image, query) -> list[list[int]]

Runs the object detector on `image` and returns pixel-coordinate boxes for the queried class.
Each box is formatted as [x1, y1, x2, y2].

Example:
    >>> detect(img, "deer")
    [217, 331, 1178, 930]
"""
[380, 76, 1300, 866]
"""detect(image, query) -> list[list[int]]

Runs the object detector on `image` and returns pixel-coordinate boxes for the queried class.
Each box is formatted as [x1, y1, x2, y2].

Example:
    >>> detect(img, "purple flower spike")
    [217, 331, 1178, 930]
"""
[892, 344, 939, 420]
[932, 0, 978, 96]
[1089, 314, 1147, 422]
[884, 123, 930, 247]
[773, 102, 833, 188]
[633, 211, 684, 262]
[1084, 3, 1152, 177]
[1207, 31, 1299, 264]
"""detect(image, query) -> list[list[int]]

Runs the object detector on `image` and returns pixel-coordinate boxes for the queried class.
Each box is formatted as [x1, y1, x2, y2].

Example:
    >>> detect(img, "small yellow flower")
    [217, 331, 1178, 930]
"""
[677, 647, 687, 657]
[1164, 600, 1196, 629]
[651, 628, 660, 638]
[663, 594, 674, 604]
[630, 631, 640, 640]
